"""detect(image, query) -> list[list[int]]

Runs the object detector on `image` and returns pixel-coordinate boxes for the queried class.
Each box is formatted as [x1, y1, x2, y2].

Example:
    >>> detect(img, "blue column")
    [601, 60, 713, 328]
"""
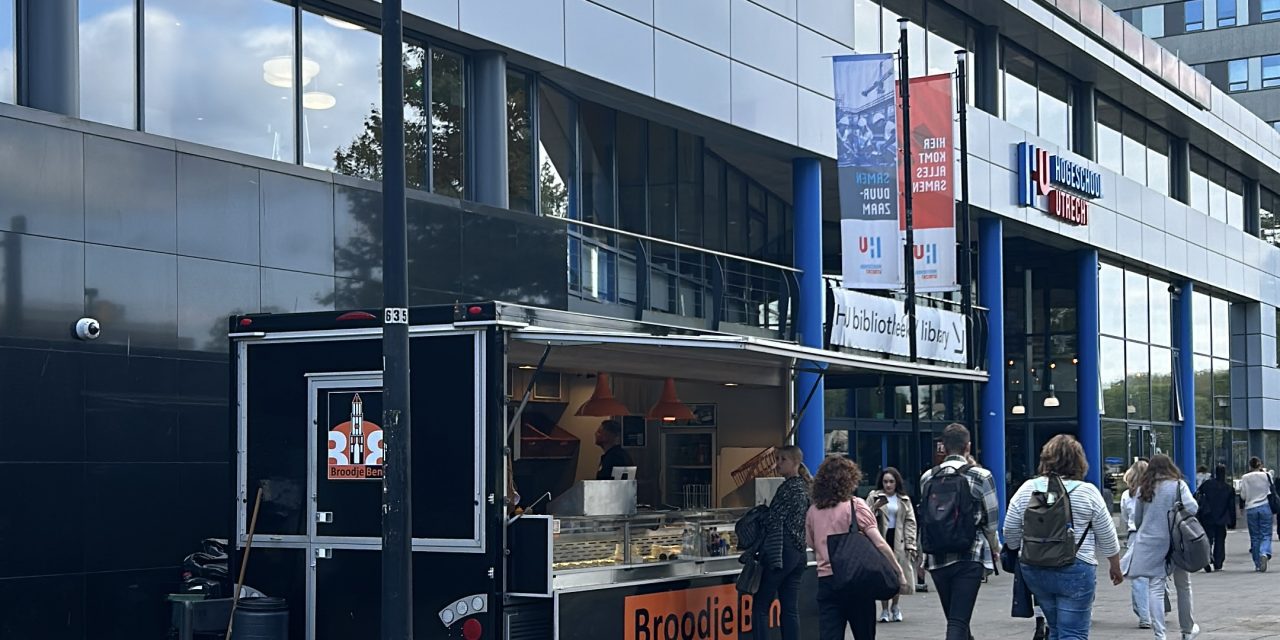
[793, 158, 825, 473]
[1177, 281, 1197, 488]
[978, 218, 1007, 516]
[1077, 250, 1102, 488]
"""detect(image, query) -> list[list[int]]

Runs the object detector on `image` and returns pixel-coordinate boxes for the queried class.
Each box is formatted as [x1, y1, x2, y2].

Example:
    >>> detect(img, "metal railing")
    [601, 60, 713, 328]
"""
[559, 218, 801, 340]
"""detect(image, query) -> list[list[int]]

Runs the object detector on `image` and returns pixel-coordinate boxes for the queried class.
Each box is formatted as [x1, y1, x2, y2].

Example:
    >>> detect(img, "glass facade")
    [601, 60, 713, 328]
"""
[1262, 188, 1280, 247]
[1189, 148, 1246, 229]
[79, 0, 136, 128]
[853, 0, 976, 103]
[1002, 42, 1072, 149]
[1095, 94, 1170, 196]
[1192, 291, 1244, 476]
[507, 70, 534, 213]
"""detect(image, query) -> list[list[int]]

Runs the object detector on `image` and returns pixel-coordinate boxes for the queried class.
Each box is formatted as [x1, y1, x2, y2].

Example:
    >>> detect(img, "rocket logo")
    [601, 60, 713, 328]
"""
[327, 393, 385, 480]
[859, 236, 882, 259]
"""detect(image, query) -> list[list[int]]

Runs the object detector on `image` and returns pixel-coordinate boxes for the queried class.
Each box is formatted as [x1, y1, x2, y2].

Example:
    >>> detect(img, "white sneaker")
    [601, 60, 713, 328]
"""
[879, 610, 891, 623]
[1264, 556, 1270, 573]
[892, 606, 903, 622]
[1183, 623, 1200, 640]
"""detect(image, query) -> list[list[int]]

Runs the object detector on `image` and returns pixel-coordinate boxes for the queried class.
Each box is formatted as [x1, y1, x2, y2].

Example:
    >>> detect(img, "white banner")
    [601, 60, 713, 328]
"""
[828, 285, 967, 365]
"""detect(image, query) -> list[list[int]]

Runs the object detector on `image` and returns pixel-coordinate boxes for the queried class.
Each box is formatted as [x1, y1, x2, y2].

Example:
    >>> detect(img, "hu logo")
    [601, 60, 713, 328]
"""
[859, 236, 883, 259]
[913, 243, 938, 265]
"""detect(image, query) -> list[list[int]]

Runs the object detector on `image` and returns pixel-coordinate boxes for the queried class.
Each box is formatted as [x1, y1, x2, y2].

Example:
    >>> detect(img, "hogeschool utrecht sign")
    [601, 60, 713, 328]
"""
[1017, 142, 1102, 226]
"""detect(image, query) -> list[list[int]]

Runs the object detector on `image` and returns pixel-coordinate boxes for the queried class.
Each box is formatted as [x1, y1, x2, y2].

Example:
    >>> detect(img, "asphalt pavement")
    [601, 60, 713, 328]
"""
[852, 528, 1279, 639]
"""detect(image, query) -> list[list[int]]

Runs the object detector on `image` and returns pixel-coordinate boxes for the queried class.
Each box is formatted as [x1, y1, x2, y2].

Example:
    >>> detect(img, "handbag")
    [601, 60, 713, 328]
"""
[826, 500, 900, 601]
[735, 544, 764, 595]
[1267, 475, 1280, 515]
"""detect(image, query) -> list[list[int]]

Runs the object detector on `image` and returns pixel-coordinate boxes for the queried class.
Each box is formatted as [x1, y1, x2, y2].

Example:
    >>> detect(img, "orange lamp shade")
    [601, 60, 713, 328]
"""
[646, 377, 695, 422]
[575, 373, 631, 417]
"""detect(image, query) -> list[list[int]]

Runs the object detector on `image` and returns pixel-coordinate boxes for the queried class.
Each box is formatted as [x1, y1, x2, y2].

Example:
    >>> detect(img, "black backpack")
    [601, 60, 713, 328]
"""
[920, 464, 980, 555]
[1021, 475, 1090, 568]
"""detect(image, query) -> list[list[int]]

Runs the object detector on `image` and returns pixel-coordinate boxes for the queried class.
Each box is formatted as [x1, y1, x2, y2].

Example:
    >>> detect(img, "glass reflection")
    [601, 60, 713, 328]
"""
[1211, 297, 1229, 357]
[1146, 130, 1169, 196]
[538, 84, 574, 218]
[1150, 346, 1172, 421]
[1192, 292, 1212, 355]
[1189, 152, 1209, 214]
[0, 0, 11, 104]
[1003, 48, 1038, 135]
[1126, 341, 1150, 421]
[1194, 354, 1212, 425]
[1038, 67, 1070, 149]
[303, 10, 378, 172]
[144, 0, 295, 161]
[1148, 278, 1171, 346]
[1100, 336, 1126, 418]
[853, 0, 880, 54]
[1125, 271, 1148, 342]
[431, 49, 465, 199]
[1122, 113, 1147, 185]
[80, 0, 136, 128]
[507, 71, 533, 213]
[1099, 263, 1125, 336]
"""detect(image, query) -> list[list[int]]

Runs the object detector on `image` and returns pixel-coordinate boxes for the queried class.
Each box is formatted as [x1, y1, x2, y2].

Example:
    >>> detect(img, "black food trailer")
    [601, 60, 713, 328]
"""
[228, 301, 984, 639]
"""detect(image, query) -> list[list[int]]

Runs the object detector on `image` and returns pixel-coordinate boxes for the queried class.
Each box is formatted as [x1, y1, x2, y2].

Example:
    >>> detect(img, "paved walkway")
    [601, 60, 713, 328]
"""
[856, 528, 1279, 639]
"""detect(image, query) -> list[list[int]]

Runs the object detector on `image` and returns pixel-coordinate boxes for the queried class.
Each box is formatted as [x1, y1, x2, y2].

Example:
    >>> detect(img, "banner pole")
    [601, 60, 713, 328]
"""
[957, 51, 975, 433]
[898, 18, 923, 488]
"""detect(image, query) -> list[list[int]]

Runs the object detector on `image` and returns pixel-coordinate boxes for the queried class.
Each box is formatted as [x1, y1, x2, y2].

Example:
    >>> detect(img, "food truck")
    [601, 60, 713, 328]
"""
[228, 301, 982, 639]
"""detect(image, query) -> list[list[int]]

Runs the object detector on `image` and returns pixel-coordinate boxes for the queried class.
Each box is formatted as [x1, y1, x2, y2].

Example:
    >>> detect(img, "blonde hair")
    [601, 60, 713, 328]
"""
[1123, 459, 1148, 489]
[777, 445, 813, 485]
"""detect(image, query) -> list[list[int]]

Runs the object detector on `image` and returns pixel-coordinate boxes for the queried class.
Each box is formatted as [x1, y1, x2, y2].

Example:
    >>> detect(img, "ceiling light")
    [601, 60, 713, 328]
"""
[647, 378, 695, 423]
[1043, 384, 1060, 408]
[1011, 393, 1026, 415]
[723, 382, 739, 387]
[517, 365, 537, 370]
[262, 56, 320, 88]
[904, 402, 913, 414]
[575, 373, 631, 417]
[323, 15, 366, 30]
[303, 91, 337, 110]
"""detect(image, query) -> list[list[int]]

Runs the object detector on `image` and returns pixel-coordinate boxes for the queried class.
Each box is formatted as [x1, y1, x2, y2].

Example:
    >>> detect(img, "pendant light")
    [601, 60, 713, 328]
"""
[1011, 393, 1026, 415]
[646, 377, 696, 422]
[1043, 384, 1060, 408]
[575, 373, 631, 417]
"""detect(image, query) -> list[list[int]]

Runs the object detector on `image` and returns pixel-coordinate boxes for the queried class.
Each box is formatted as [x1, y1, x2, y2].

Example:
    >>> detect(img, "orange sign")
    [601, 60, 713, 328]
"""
[623, 583, 780, 640]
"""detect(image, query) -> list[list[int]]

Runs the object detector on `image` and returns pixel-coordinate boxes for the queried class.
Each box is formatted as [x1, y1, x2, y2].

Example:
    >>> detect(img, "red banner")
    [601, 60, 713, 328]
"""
[896, 73, 957, 292]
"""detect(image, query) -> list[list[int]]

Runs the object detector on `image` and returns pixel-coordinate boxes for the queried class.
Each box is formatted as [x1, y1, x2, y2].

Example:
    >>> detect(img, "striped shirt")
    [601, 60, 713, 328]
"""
[919, 456, 1001, 571]
[1003, 476, 1121, 566]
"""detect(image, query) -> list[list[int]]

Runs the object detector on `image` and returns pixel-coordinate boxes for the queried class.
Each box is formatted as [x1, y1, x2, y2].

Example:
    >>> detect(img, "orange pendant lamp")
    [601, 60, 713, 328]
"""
[646, 377, 696, 422]
[575, 372, 631, 417]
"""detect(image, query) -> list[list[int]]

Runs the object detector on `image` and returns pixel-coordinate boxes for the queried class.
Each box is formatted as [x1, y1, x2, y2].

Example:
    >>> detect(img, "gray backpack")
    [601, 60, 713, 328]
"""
[1168, 482, 1211, 572]
[1021, 475, 1090, 568]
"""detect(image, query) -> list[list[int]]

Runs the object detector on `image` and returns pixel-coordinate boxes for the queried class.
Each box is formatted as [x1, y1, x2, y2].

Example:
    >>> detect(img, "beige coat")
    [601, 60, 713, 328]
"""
[867, 490, 917, 596]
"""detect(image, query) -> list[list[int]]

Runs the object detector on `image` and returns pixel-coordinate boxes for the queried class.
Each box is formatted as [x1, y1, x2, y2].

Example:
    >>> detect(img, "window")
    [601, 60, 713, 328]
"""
[853, 0, 880, 54]
[1264, 0, 1280, 21]
[1219, 0, 1238, 26]
[537, 84, 575, 218]
[1264, 55, 1280, 88]
[1142, 5, 1167, 37]
[80, 0, 136, 128]
[1229, 59, 1249, 91]
[1038, 65, 1071, 150]
[0, 0, 10, 104]
[1002, 43, 1072, 148]
[1003, 47, 1039, 134]
[1186, 0, 1205, 30]
[1273, 121, 1280, 133]
[507, 71, 533, 213]
[1262, 188, 1280, 247]
[302, 10, 379, 173]
[1122, 111, 1147, 186]
[144, 0, 297, 161]
[1096, 98, 1123, 175]
[1190, 151, 1209, 213]
[431, 49, 466, 199]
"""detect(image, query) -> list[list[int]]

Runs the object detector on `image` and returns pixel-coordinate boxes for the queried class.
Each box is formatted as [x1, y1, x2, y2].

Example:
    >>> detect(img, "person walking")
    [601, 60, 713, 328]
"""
[1121, 454, 1200, 640]
[918, 424, 1000, 640]
[1003, 434, 1123, 640]
[752, 445, 810, 640]
[1238, 456, 1274, 572]
[806, 456, 908, 640]
[1120, 460, 1152, 629]
[867, 467, 918, 623]
[1194, 463, 1235, 573]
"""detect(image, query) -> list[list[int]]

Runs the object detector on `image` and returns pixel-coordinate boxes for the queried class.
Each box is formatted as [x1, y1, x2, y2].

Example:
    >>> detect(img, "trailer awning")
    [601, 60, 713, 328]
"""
[508, 328, 987, 388]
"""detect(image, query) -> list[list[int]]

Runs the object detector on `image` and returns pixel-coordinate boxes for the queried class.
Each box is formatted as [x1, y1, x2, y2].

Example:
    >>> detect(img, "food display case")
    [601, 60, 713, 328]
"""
[551, 509, 745, 573]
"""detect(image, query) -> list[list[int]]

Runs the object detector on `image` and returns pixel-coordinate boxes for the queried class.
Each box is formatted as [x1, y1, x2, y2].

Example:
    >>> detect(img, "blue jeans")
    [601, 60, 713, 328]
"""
[1248, 505, 1274, 569]
[1130, 576, 1150, 625]
[1020, 560, 1097, 640]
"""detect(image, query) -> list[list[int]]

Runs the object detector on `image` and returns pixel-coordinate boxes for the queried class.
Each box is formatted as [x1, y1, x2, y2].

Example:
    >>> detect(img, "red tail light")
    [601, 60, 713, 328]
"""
[462, 618, 482, 640]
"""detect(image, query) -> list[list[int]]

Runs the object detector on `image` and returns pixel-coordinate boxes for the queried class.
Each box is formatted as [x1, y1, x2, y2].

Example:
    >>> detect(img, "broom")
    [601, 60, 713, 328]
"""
[224, 486, 265, 640]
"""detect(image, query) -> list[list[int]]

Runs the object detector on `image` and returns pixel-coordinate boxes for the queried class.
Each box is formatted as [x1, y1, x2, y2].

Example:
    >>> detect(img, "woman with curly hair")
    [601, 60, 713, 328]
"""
[866, 467, 917, 622]
[806, 456, 907, 640]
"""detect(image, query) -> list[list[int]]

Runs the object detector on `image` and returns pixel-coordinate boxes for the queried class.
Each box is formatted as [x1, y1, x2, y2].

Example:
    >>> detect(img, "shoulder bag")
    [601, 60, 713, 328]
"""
[827, 500, 900, 601]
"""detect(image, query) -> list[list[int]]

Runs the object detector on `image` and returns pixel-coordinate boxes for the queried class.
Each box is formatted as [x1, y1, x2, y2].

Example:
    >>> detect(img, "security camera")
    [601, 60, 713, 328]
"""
[74, 318, 101, 340]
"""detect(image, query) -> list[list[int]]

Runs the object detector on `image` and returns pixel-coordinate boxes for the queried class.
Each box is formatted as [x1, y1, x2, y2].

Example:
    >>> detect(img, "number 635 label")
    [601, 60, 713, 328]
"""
[384, 308, 409, 324]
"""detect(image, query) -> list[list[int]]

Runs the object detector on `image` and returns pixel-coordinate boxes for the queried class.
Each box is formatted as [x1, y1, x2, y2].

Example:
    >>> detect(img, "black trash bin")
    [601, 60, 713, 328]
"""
[231, 597, 288, 640]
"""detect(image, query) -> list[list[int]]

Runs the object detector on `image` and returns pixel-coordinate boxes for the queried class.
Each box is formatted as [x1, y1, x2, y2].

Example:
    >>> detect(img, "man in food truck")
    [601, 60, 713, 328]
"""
[594, 419, 635, 480]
